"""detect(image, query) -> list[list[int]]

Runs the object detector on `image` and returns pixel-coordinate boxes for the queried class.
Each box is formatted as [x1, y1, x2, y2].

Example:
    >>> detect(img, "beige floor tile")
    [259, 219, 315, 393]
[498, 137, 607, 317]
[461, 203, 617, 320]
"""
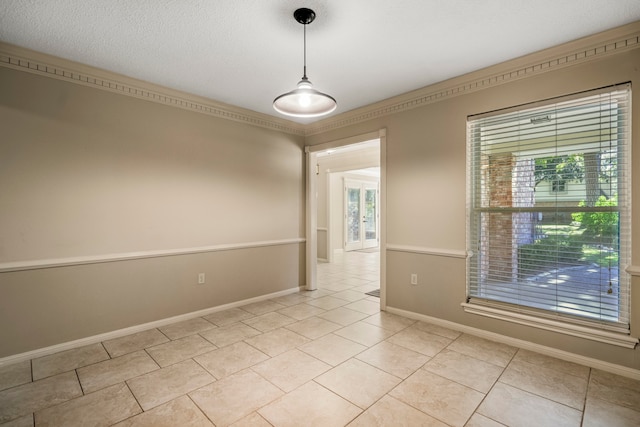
[102, 329, 169, 358]
[317, 307, 369, 326]
[352, 282, 379, 292]
[362, 312, 416, 333]
[34, 382, 141, 427]
[588, 369, 640, 410]
[77, 350, 159, 394]
[298, 334, 367, 366]
[447, 334, 517, 367]
[297, 289, 334, 299]
[331, 290, 368, 302]
[464, 413, 506, 427]
[269, 293, 313, 307]
[316, 358, 401, 409]
[190, 369, 283, 426]
[127, 359, 214, 411]
[229, 412, 272, 427]
[146, 334, 216, 367]
[348, 395, 447, 427]
[32, 343, 109, 381]
[258, 380, 361, 427]
[390, 369, 484, 427]
[423, 349, 504, 393]
[1, 414, 33, 427]
[340, 277, 372, 287]
[243, 328, 310, 357]
[199, 322, 261, 348]
[356, 341, 430, 379]
[411, 321, 462, 340]
[386, 327, 451, 357]
[158, 317, 216, 340]
[306, 295, 350, 310]
[0, 371, 82, 424]
[200, 322, 262, 347]
[512, 349, 590, 379]
[499, 358, 587, 409]
[276, 303, 326, 320]
[203, 307, 254, 327]
[242, 312, 296, 332]
[0, 360, 31, 392]
[194, 341, 269, 379]
[334, 321, 394, 347]
[252, 349, 331, 392]
[360, 273, 380, 282]
[319, 281, 357, 292]
[241, 300, 287, 315]
[344, 300, 380, 315]
[113, 395, 213, 427]
[478, 382, 581, 427]
[582, 396, 640, 427]
[284, 316, 342, 339]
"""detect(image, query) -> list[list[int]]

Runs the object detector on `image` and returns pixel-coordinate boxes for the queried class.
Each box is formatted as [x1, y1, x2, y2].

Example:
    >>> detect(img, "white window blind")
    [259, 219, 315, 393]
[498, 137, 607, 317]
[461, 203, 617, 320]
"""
[467, 84, 631, 333]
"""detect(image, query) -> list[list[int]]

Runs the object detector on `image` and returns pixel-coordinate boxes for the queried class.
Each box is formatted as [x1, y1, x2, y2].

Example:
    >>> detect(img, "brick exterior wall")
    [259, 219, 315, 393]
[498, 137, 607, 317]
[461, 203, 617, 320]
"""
[484, 153, 515, 282]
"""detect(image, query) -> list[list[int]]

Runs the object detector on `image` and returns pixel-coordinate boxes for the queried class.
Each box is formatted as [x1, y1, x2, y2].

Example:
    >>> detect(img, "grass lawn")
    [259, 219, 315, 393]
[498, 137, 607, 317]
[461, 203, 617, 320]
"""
[536, 224, 618, 268]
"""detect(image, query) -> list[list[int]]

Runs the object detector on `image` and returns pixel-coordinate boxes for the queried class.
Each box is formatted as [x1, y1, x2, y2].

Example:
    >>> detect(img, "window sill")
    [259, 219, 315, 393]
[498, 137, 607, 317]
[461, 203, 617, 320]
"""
[461, 302, 638, 349]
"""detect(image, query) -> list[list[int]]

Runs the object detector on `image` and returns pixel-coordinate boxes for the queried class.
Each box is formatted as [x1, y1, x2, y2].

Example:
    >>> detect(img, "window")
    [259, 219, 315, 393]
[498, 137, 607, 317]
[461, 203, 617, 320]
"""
[551, 179, 566, 193]
[466, 84, 631, 341]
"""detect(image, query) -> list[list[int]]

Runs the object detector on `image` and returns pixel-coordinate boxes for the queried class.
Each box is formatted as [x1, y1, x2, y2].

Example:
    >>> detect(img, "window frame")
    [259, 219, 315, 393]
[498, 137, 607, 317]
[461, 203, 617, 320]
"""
[463, 84, 636, 348]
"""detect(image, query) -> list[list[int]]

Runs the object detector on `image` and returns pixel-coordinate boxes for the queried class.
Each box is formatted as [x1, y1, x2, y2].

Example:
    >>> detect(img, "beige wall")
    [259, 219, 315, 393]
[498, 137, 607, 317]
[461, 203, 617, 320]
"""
[0, 67, 305, 358]
[307, 47, 640, 369]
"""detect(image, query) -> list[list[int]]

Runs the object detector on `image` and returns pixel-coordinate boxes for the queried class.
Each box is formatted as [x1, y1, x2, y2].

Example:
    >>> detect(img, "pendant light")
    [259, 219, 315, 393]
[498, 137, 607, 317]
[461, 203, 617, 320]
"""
[273, 8, 337, 118]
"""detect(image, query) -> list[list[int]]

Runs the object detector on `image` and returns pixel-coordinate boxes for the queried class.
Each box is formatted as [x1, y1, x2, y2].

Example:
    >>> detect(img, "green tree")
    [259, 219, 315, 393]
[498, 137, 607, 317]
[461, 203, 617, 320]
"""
[534, 155, 584, 187]
[571, 195, 618, 236]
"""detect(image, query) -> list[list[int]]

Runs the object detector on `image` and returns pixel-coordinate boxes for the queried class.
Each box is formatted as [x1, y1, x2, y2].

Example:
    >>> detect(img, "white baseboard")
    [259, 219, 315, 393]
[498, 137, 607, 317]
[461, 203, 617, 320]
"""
[0, 286, 301, 368]
[386, 306, 640, 381]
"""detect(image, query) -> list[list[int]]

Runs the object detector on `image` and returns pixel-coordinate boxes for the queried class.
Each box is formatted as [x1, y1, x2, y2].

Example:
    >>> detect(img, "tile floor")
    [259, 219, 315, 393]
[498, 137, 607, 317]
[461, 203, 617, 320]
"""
[1, 250, 639, 426]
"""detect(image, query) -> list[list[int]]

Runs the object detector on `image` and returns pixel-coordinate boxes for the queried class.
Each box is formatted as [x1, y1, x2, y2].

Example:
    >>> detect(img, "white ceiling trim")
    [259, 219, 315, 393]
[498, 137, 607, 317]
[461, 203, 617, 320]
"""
[1, 21, 639, 137]
[305, 21, 640, 136]
[0, 42, 306, 136]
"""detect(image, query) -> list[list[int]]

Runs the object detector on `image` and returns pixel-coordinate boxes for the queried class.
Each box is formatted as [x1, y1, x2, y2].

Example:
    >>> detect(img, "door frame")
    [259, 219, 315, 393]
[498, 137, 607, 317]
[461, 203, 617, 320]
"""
[305, 129, 387, 310]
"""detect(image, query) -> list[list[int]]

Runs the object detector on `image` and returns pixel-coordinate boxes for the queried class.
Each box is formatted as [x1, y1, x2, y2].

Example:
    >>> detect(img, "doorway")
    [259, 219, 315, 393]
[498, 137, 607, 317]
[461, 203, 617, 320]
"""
[305, 129, 386, 309]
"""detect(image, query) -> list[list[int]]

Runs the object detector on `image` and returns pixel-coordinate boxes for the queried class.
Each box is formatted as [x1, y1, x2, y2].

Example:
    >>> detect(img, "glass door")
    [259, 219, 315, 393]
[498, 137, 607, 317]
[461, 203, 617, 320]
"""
[344, 183, 362, 251]
[344, 180, 379, 251]
[363, 184, 378, 248]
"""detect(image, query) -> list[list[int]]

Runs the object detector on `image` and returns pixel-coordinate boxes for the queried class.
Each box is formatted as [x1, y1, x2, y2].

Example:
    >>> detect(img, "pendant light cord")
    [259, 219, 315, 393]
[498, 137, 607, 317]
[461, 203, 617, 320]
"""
[302, 22, 307, 79]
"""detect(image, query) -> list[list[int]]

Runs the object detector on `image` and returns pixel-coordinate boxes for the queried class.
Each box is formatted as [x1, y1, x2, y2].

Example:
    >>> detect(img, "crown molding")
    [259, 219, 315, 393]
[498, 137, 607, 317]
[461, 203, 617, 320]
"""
[0, 42, 306, 136]
[2, 21, 639, 138]
[306, 21, 640, 136]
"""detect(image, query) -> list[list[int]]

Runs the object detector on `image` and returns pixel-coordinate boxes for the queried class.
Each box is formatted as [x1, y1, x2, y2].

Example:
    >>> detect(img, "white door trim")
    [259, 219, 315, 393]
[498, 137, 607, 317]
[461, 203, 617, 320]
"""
[305, 129, 387, 309]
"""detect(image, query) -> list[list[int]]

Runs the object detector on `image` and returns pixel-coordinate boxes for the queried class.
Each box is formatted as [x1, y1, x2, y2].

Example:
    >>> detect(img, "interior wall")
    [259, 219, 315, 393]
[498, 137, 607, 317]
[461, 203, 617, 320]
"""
[306, 47, 640, 370]
[0, 67, 305, 358]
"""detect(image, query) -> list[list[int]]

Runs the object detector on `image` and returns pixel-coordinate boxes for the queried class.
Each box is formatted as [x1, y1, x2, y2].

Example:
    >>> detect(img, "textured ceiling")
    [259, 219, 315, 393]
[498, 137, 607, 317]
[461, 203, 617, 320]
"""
[2, 1, 640, 124]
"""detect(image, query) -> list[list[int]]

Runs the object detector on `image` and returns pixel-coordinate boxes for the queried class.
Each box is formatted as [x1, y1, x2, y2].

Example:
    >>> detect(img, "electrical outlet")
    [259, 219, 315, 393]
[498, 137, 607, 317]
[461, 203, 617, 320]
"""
[411, 273, 418, 285]
[198, 273, 205, 284]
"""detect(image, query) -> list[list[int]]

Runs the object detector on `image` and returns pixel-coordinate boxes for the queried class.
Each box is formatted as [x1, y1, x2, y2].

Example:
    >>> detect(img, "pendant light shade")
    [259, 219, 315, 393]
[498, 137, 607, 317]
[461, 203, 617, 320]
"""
[273, 8, 336, 118]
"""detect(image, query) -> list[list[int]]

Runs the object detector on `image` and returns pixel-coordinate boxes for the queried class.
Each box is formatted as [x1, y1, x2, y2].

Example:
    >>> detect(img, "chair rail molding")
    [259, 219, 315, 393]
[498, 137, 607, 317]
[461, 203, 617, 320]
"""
[386, 244, 468, 259]
[0, 238, 306, 273]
